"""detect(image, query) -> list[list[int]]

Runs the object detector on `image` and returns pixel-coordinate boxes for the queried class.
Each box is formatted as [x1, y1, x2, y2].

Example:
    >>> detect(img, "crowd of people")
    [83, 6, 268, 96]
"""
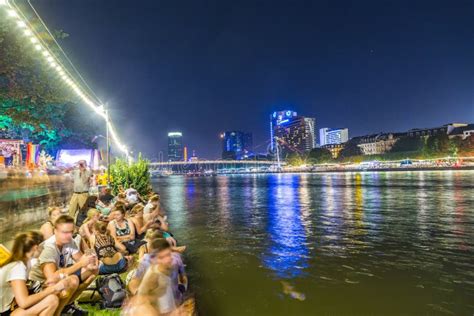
[0, 160, 190, 316]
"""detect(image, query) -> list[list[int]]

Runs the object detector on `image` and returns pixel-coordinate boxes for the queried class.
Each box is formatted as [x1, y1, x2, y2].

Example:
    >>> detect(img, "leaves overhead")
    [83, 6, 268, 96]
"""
[0, 11, 100, 153]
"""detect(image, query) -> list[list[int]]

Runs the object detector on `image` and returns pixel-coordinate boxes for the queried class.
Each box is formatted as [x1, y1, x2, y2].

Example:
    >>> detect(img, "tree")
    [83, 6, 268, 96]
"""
[286, 152, 305, 166]
[0, 17, 71, 130]
[307, 148, 333, 164]
[458, 135, 474, 155]
[390, 136, 424, 153]
[424, 134, 451, 157]
[110, 155, 152, 197]
[338, 141, 362, 159]
[0, 16, 100, 154]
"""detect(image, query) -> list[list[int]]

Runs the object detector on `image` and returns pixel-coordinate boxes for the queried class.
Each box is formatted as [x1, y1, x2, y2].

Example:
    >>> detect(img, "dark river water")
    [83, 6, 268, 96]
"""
[153, 171, 474, 316]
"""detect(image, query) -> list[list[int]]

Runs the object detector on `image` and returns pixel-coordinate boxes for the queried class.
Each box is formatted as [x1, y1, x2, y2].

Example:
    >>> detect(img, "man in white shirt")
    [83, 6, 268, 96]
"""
[29, 215, 98, 315]
[68, 160, 93, 223]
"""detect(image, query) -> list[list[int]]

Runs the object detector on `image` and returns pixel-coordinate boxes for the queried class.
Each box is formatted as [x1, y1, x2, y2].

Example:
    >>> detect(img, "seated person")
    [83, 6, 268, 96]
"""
[96, 187, 114, 216]
[28, 215, 99, 315]
[124, 188, 144, 207]
[138, 230, 186, 261]
[114, 193, 129, 209]
[143, 203, 168, 230]
[0, 231, 69, 316]
[40, 207, 62, 240]
[75, 196, 98, 228]
[129, 204, 157, 241]
[145, 214, 178, 249]
[78, 209, 101, 249]
[90, 221, 130, 275]
[143, 194, 161, 217]
[136, 239, 188, 315]
[107, 205, 143, 254]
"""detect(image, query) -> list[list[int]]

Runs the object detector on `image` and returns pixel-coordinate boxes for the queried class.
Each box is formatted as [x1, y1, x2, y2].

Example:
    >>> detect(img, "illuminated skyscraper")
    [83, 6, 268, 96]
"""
[168, 132, 183, 161]
[221, 131, 253, 160]
[319, 128, 349, 146]
[270, 110, 316, 154]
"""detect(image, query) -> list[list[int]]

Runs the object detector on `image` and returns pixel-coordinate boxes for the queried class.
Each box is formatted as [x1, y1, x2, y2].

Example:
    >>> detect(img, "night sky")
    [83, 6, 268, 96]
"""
[35, 0, 474, 159]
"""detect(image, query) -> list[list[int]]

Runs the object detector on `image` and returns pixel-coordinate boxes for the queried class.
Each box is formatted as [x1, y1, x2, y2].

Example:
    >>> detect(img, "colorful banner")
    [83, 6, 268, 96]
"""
[26, 142, 40, 167]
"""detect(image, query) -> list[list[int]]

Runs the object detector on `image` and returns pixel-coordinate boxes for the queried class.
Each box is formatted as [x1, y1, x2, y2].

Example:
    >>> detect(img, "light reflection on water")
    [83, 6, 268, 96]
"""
[153, 171, 474, 315]
[263, 174, 310, 279]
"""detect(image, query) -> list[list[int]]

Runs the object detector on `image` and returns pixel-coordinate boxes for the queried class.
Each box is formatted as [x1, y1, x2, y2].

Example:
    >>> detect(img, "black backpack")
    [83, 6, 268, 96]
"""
[97, 273, 127, 308]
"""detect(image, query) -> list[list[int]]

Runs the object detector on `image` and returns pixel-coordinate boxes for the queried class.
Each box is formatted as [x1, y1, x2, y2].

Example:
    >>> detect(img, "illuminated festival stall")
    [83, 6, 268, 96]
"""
[0, 139, 23, 166]
[56, 148, 102, 170]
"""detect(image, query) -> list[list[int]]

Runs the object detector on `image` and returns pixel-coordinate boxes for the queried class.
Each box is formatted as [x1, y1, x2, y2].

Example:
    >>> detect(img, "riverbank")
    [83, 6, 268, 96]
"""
[290, 165, 474, 173]
[203, 165, 474, 175]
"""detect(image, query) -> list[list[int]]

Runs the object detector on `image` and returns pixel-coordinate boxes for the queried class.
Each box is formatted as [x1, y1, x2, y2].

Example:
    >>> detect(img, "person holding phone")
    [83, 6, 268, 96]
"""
[68, 160, 92, 224]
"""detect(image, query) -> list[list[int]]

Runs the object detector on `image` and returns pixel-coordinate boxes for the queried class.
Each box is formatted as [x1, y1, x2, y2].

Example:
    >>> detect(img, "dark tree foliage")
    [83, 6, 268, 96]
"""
[338, 140, 362, 159]
[390, 136, 424, 153]
[307, 148, 333, 164]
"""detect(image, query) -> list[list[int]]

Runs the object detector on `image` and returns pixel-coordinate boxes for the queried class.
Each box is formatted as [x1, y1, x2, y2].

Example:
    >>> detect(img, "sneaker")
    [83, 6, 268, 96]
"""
[61, 304, 89, 316]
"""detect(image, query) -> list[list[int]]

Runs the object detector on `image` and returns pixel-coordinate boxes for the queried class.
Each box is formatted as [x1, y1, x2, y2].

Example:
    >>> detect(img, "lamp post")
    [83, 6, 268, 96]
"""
[106, 110, 111, 185]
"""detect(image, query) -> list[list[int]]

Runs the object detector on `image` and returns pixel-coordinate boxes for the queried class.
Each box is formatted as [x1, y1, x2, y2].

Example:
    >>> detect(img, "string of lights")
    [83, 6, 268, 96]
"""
[0, 0, 129, 156]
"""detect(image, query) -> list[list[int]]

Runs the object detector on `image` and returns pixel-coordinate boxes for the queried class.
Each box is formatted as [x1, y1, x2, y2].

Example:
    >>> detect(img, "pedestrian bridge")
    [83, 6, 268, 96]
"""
[149, 160, 282, 174]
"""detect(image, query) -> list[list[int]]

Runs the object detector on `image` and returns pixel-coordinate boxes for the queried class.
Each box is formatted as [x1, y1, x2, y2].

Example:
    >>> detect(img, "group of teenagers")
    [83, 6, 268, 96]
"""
[0, 160, 189, 316]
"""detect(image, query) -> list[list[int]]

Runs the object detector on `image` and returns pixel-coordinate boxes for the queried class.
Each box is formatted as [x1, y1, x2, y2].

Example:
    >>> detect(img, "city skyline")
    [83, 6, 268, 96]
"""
[34, 0, 474, 158]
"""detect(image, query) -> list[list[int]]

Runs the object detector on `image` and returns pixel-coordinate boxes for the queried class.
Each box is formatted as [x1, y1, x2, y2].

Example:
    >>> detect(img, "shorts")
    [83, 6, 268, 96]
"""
[63, 263, 85, 283]
[99, 257, 128, 275]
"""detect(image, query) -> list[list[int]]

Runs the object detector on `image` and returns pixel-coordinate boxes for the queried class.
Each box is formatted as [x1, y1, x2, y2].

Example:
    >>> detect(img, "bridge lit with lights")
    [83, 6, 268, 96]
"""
[149, 160, 282, 175]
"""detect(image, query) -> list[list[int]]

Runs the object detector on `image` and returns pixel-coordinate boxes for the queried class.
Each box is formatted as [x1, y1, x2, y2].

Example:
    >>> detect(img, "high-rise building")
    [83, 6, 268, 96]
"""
[221, 131, 253, 160]
[183, 146, 188, 162]
[167, 132, 183, 161]
[270, 110, 316, 154]
[319, 128, 349, 146]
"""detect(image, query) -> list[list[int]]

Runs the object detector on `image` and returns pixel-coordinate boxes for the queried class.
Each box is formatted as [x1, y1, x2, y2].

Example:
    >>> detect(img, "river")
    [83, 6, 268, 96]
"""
[153, 171, 474, 315]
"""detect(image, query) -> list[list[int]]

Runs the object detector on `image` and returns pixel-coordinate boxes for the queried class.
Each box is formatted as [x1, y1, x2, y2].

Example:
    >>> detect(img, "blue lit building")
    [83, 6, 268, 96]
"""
[221, 131, 253, 160]
[168, 132, 184, 161]
[270, 110, 316, 155]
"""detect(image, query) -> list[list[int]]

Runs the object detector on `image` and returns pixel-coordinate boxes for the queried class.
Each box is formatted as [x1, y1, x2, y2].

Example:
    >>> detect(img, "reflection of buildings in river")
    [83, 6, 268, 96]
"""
[451, 172, 468, 250]
[320, 175, 344, 241]
[433, 171, 449, 219]
[297, 173, 313, 239]
[244, 175, 261, 229]
[216, 176, 231, 228]
[416, 172, 429, 237]
[242, 176, 253, 216]
[342, 173, 354, 226]
[352, 173, 367, 238]
[164, 176, 187, 228]
[362, 173, 382, 234]
[262, 174, 309, 279]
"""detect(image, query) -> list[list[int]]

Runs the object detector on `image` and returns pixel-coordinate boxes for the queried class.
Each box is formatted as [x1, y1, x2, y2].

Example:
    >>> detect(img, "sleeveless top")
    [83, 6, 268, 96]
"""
[114, 220, 131, 236]
[94, 234, 117, 259]
[133, 221, 146, 240]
